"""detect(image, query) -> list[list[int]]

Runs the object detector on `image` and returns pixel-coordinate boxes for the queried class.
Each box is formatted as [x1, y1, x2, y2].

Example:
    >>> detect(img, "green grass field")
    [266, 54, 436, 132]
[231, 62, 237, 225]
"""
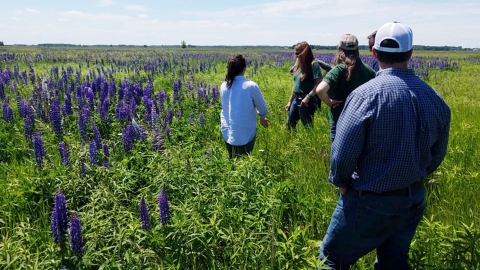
[0, 46, 479, 269]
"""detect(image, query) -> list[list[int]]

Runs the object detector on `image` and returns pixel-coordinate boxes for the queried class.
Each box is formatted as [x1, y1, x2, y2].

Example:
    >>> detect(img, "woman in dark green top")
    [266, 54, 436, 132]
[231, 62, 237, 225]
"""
[285, 41, 323, 129]
[315, 34, 376, 141]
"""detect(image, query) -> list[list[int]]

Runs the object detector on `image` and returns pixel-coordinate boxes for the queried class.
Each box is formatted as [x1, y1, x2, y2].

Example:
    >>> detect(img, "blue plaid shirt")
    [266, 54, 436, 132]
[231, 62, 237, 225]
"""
[329, 68, 451, 192]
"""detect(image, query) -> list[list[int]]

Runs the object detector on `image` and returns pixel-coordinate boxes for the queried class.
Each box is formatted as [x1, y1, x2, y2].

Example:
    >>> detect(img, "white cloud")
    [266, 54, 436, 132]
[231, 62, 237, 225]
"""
[15, 8, 41, 15]
[26, 8, 41, 14]
[125, 5, 148, 12]
[138, 14, 148, 18]
[60, 11, 133, 22]
[98, 0, 115, 7]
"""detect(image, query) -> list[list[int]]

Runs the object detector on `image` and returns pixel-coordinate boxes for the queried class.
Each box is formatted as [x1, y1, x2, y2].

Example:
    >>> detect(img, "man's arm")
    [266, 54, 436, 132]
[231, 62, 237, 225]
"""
[426, 108, 451, 174]
[329, 92, 372, 187]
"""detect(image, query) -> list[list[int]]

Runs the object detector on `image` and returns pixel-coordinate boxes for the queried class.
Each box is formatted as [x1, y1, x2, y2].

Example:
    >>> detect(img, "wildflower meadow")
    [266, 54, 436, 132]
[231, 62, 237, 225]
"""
[0, 46, 479, 269]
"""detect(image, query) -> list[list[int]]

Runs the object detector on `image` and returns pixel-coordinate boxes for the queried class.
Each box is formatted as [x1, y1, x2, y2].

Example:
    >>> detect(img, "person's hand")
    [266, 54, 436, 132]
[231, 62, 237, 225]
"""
[301, 97, 309, 107]
[330, 99, 343, 108]
[260, 118, 269, 128]
[339, 187, 348, 195]
[285, 102, 291, 111]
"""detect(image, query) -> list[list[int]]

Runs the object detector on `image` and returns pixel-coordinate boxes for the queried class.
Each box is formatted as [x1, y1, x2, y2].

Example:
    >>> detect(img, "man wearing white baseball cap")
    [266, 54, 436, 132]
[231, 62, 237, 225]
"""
[319, 22, 451, 269]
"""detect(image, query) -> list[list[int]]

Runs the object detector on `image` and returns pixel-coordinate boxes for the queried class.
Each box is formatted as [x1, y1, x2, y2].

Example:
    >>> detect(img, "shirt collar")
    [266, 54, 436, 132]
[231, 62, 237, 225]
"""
[377, 67, 415, 77]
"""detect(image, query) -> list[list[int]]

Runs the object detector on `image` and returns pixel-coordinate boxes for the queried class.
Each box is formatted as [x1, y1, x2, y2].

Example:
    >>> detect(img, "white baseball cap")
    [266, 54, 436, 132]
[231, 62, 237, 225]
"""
[374, 22, 413, 53]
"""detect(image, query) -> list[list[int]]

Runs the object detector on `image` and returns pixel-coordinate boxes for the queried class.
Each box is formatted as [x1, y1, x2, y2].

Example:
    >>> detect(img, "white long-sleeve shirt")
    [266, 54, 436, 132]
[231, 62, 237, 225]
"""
[220, 75, 268, 146]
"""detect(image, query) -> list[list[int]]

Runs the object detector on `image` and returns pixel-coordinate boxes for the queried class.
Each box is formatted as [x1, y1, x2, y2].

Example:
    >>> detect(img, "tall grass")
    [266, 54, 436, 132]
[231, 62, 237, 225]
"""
[0, 47, 479, 269]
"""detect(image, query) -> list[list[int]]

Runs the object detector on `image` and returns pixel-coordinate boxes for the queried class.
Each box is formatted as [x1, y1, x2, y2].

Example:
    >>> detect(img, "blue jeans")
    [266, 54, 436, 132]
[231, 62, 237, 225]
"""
[287, 96, 318, 129]
[224, 135, 256, 159]
[319, 185, 426, 270]
[330, 122, 336, 143]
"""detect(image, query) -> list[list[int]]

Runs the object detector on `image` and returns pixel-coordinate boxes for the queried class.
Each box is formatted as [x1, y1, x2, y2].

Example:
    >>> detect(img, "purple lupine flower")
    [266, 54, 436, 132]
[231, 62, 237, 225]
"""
[158, 90, 165, 111]
[88, 140, 98, 166]
[16, 96, 24, 117]
[51, 191, 68, 244]
[1, 103, 13, 123]
[122, 124, 135, 152]
[166, 108, 173, 124]
[78, 110, 87, 141]
[165, 127, 171, 136]
[102, 159, 110, 168]
[69, 211, 84, 257]
[29, 66, 35, 84]
[99, 98, 109, 122]
[50, 99, 63, 138]
[0, 82, 4, 100]
[64, 93, 73, 116]
[92, 125, 102, 149]
[82, 107, 90, 123]
[211, 85, 219, 102]
[24, 116, 34, 142]
[58, 141, 70, 165]
[102, 144, 110, 157]
[129, 98, 136, 118]
[86, 87, 94, 109]
[152, 130, 165, 152]
[33, 133, 46, 168]
[131, 118, 144, 141]
[102, 143, 110, 168]
[150, 102, 157, 129]
[173, 80, 181, 104]
[175, 110, 182, 119]
[115, 101, 129, 123]
[158, 187, 171, 226]
[139, 197, 151, 231]
[198, 113, 204, 127]
[189, 111, 194, 125]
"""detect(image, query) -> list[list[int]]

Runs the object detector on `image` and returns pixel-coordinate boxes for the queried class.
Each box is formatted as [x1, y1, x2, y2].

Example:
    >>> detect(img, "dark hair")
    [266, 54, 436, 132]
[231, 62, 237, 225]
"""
[225, 54, 247, 89]
[375, 39, 412, 64]
[367, 30, 377, 51]
[293, 41, 315, 81]
[333, 49, 360, 81]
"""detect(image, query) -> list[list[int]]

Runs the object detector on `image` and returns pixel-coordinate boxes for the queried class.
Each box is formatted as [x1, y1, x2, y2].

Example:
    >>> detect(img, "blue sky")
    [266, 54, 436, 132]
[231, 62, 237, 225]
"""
[1, 0, 479, 48]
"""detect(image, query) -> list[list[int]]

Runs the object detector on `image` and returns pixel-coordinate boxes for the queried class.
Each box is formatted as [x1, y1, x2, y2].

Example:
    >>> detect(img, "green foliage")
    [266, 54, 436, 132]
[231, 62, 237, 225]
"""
[0, 47, 479, 269]
[0, 41, 4, 46]
[181, 40, 186, 49]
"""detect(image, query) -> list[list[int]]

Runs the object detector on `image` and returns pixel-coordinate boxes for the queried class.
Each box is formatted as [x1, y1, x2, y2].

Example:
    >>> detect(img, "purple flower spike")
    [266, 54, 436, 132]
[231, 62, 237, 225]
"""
[139, 197, 151, 231]
[33, 133, 46, 168]
[58, 141, 70, 165]
[158, 186, 171, 226]
[152, 131, 165, 152]
[51, 191, 68, 244]
[69, 211, 84, 257]
[88, 140, 98, 166]
[50, 99, 63, 138]
[102, 144, 110, 157]
[198, 113, 204, 127]
[189, 112, 194, 125]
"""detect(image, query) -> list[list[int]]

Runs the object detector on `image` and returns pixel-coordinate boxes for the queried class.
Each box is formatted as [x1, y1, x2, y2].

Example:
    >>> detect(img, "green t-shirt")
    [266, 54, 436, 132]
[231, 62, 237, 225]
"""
[293, 60, 323, 95]
[323, 62, 376, 124]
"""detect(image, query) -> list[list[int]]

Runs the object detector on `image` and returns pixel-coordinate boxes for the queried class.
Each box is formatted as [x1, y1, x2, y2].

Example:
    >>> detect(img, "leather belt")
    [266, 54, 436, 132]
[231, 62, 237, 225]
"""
[359, 181, 424, 196]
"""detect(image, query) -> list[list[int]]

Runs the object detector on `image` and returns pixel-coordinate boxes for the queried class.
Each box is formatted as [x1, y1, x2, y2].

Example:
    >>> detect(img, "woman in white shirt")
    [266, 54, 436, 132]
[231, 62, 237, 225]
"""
[220, 55, 269, 158]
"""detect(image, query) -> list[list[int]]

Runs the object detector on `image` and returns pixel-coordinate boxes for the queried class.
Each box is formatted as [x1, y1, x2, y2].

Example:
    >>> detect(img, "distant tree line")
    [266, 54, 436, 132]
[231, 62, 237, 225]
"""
[308, 44, 470, 51]
[0, 41, 4, 46]
[6, 43, 476, 51]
